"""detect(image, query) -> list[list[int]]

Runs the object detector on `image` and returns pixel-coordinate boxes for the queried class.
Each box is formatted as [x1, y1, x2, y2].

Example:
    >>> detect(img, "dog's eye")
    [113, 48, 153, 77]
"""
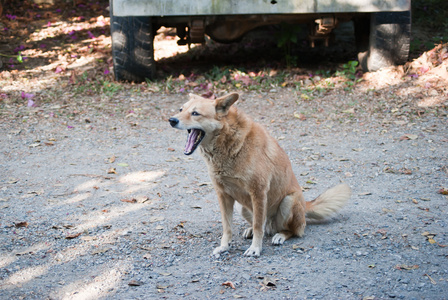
[192, 111, 200, 116]
[179, 108, 183, 112]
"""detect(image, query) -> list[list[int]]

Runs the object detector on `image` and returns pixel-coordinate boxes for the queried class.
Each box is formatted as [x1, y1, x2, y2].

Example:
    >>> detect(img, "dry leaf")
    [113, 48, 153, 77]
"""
[121, 198, 137, 203]
[294, 112, 306, 121]
[399, 168, 412, 175]
[107, 167, 117, 174]
[424, 274, 437, 285]
[14, 221, 29, 228]
[359, 192, 372, 196]
[400, 134, 418, 140]
[437, 188, 448, 195]
[108, 155, 116, 163]
[65, 232, 82, 239]
[395, 264, 419, 270]
[262, 277, 277, 287]
[128, 280, 144, 286]
[222, 281, 236, 289]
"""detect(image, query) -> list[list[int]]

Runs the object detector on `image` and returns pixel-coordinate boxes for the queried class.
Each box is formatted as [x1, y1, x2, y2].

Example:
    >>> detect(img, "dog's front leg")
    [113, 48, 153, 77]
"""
[244, 189, 267, 257]
[213, 192, 235, 256]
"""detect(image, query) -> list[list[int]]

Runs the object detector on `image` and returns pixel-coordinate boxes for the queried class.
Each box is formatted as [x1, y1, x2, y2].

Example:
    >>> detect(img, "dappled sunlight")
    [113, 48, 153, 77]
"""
[0, 255, 16, 269]
[75, 202, 147, 232]
[75, 178, 103, 192]
[417, 96, 447, 107]
[118, 170, 165, 184]
[59, 192, 92, 206]
[118, 170, 165, 194]
[58, 261, 131, 300]
[0, 242, 52, 269]
[3, 265, 49, 288]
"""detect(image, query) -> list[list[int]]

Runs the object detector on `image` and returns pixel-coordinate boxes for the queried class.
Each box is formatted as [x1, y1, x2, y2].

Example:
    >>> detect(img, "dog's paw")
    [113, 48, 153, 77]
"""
[272, 233, 286, 245]
[242, 228, 253, 239]
[243, 245, 261, 257]
[213, 245, 229, 256]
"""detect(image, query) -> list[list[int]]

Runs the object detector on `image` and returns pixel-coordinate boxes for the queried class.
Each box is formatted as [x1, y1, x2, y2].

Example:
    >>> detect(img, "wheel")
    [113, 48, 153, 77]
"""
[109, 1, 155, 82]
[356, 11, 411, 72]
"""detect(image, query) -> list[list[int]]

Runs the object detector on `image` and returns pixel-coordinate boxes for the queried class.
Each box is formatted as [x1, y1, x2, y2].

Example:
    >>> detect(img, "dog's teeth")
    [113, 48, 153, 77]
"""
[196, 132, 202, 142]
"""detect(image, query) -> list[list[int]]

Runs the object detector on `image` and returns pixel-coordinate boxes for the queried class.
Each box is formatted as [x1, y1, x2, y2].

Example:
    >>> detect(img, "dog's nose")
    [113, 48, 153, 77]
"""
[169, 117, 179, 127]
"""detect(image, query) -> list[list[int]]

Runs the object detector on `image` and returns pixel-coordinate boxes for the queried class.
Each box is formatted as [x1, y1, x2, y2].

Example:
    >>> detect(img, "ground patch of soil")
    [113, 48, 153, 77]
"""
[0, 1, 447, 299]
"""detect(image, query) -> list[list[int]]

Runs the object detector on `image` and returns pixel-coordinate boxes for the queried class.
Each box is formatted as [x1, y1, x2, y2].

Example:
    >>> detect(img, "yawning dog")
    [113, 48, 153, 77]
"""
[169, 93, 351, 256]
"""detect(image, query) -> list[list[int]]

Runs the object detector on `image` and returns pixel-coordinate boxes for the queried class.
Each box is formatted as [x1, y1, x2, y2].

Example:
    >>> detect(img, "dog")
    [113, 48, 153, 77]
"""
[169, 92, 351, 256]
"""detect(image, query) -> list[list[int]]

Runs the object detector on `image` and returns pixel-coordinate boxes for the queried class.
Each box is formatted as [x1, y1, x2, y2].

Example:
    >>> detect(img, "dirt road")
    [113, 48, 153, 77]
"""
[1, 1, 447, 298]
[1, 79, 447, 299]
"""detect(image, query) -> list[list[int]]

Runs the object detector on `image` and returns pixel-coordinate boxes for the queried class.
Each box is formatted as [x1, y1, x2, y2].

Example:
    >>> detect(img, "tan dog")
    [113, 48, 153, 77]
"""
[169, 93, 351, 256]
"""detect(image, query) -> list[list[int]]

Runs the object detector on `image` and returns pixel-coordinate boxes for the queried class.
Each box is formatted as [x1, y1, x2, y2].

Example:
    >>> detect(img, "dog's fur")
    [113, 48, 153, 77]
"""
[169, 93, 351, 256]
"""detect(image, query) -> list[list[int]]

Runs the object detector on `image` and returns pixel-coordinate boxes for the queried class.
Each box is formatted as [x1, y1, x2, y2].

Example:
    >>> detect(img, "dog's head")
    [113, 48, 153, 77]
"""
[169, 93, 239, 155]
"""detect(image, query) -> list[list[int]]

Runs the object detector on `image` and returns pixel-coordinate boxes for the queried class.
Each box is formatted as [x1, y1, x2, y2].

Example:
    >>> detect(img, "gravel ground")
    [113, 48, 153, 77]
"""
[1, 80, 447, 299]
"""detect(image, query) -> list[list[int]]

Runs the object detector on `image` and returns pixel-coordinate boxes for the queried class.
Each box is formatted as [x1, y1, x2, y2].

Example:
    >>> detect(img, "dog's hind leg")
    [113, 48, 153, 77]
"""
[213, 192, 235, 256]
[272, 192, 306, 245]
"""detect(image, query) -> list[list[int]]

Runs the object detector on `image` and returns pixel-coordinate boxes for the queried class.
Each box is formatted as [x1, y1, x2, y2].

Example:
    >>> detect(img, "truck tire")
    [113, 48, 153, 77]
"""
[357, 11, 411, 72]
[110, 2, 155, 82]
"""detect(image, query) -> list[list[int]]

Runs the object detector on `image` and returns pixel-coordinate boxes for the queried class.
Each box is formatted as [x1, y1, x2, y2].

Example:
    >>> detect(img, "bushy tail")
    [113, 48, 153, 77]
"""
[305, 183, 351, 219]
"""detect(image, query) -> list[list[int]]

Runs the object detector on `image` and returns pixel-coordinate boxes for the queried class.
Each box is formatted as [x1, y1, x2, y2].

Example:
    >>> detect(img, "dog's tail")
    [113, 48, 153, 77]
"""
[305, 183, 351, 219]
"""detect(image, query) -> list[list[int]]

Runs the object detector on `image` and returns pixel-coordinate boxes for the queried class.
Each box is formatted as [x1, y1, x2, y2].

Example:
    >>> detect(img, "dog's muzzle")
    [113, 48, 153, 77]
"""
[169, 117, 179, 128]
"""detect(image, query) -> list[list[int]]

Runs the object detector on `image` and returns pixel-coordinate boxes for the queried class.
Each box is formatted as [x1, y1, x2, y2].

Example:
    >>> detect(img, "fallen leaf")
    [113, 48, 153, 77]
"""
[65, 232, 82, 239]
[108, 155, 116, 163]
[121, 198, 137, 203]
[293, 112, 306, 121]
[399, 168, 412, 175]
[107, 167, 117, 174]
[262, 277, 277, 287]
[14, 221, 29, 228]
[117, 163, 129, 167]
[438, 188, 448, 195]
[167, 147, 175, 152]
[8, 178, 19, 184]
[128, 280, 144, 286]
[222, 281, 236, 289]
[395, 264, 419, 270]
[343, 108, 355, 114]
[358, 192, 372, 196]
[424, 274, 437, 285]
[428, 238, 436, 244]
[400, 134, 418, 140]
[336, 157, 349, 161]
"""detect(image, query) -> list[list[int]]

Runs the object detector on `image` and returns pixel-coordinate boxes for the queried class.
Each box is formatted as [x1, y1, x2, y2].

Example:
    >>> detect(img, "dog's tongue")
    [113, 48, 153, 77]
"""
[185, 129, 200, 153]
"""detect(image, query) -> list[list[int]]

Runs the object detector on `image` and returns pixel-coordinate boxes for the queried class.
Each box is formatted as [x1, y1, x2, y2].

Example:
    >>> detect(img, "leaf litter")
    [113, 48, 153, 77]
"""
[0, 2, 447, 299]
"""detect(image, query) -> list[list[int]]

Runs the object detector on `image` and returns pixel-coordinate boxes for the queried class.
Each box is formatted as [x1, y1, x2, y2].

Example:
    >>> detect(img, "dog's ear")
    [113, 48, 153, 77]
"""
[215, 93, 239, 116]
[189, 93, 204, 100]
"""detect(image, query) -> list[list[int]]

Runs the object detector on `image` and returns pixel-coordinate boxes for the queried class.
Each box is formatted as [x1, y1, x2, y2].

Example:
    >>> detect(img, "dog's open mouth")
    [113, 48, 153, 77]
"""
[184, 129, 205, 155]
